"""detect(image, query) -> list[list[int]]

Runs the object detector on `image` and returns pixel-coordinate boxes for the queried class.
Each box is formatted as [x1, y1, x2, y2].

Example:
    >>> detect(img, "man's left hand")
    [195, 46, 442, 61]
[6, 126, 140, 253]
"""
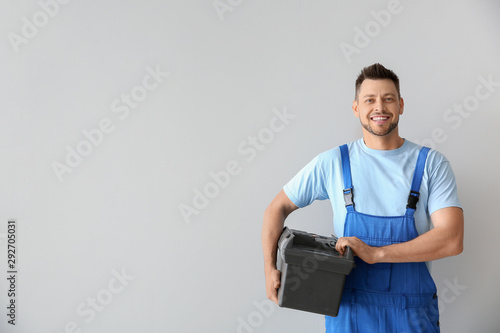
[335, 236, 381, 264]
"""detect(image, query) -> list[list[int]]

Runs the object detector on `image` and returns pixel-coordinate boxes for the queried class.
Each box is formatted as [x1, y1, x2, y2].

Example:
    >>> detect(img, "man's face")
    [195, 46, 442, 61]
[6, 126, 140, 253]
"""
[352, 79, 404, 137]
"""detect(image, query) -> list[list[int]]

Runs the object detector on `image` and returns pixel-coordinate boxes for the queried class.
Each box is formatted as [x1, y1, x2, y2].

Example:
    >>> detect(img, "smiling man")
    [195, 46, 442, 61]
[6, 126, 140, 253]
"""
[262, 63, 464, 332]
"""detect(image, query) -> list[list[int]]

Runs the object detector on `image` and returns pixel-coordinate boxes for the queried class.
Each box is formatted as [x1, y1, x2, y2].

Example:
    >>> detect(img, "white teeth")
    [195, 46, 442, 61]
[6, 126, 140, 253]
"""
[372, 117, 388, 121]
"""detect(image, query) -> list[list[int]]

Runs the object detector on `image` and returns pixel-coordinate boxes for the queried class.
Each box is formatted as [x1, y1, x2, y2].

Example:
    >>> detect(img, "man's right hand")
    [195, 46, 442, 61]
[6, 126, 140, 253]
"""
[265, 268, 281, 305]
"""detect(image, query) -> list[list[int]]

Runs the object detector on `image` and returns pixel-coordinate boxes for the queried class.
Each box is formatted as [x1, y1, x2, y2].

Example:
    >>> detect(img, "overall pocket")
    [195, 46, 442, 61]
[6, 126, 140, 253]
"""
[366, 263, 392, 291]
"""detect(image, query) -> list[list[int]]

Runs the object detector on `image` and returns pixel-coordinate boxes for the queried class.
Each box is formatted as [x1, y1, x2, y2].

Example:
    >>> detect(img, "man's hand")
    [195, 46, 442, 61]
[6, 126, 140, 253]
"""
[335, 236, 381, 264]
[265, 268, 281, 305]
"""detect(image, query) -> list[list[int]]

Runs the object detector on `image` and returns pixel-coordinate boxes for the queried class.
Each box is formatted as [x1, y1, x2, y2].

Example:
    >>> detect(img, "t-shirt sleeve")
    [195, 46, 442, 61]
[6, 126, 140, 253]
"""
[427, 155, 462, 215]
[283, 155, 329, 208]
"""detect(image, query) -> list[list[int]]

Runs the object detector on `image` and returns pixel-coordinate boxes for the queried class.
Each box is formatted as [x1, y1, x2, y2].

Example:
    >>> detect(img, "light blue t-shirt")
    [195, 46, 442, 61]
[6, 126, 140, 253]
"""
[283, 139, 462, 238]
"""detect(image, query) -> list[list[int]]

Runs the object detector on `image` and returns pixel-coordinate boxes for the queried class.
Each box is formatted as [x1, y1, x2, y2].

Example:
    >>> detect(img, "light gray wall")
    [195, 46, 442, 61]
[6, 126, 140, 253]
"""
[1, 0, 499, 332]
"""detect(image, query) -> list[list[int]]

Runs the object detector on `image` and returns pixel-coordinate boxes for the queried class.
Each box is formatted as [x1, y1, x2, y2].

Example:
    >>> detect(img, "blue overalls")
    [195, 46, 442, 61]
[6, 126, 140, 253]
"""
[325, 144, 440, 332]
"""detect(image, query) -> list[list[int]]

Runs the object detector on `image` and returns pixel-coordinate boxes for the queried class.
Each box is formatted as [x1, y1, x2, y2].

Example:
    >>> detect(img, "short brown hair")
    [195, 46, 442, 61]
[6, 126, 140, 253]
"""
[355, 63, 400, 100]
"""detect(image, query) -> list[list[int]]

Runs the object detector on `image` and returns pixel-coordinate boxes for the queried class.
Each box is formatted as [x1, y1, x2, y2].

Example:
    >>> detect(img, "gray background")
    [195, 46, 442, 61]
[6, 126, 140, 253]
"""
[1, 0, 499, 332]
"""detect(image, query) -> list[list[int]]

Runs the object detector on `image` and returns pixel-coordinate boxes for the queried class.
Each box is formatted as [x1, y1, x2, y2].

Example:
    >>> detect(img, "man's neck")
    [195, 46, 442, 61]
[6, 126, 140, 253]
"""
[362, 131, 405, 150]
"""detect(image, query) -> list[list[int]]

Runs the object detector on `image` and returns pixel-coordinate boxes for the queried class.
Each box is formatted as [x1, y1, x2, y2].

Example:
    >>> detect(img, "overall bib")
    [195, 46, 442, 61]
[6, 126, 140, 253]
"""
[325, 144, 440, 333]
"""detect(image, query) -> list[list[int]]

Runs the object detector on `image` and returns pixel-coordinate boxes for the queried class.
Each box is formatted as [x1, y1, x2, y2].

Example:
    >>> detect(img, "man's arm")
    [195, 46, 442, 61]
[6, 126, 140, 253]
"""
[262, 190, 299, 305]
[336, 207, 464, 263]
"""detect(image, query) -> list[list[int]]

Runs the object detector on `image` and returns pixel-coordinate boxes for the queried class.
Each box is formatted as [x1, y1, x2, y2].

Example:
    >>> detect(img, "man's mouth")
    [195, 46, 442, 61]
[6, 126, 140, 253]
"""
[370, 115, 390, 124]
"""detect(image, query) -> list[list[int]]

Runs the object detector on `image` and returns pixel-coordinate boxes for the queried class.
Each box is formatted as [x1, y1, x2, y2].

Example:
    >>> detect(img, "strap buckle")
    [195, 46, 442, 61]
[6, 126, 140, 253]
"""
[406, 190, 420, 209]
[343, 188, 354, 207]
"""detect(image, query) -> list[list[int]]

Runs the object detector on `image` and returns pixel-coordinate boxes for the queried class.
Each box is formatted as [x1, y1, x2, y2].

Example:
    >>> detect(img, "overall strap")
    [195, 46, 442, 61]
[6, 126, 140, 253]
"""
[339, 144, 354, 212]
[406, 147, 431, 216]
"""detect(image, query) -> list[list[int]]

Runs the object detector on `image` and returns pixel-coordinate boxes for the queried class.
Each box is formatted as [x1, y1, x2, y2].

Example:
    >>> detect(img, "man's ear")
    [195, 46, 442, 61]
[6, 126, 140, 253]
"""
[399, 97, 404, 115]
[352, 100, 359, 118]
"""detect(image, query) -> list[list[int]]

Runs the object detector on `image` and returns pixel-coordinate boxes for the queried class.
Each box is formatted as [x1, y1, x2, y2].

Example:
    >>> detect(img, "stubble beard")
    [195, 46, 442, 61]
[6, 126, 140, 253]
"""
[360, 118, 399, 137]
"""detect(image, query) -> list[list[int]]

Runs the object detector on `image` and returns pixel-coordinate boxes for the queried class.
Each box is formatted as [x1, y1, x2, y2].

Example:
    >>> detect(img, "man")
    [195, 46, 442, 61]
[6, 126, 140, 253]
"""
[262, 63, 464, 332]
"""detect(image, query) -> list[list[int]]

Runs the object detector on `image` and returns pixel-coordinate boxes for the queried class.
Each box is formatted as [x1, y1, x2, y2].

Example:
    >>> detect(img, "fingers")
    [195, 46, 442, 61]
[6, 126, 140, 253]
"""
[336, 237, 358, 256]
[268, 289, 279, 305]
[335, 237, 346, 255]
[267, 282, 279, 305]
[266, 269, 281, 305]
[336, 237, 375, 262]
[273, 279, 280, 290]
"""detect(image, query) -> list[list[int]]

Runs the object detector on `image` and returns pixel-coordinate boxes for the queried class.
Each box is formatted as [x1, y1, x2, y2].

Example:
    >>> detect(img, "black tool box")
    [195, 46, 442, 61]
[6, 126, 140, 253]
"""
[277, 227, 355, 317]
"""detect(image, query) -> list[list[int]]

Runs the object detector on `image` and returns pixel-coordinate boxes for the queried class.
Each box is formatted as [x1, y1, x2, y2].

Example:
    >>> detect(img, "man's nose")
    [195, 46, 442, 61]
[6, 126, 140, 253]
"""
[374, 99, 384, 111]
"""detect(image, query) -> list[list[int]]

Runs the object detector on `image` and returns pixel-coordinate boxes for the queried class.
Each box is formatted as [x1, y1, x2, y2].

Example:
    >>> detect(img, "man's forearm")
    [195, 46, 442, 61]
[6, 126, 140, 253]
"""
[377, 207, 464, 263]
[262, 190, 299, 271]
[336, 207, 464, 264]
[262, 191, 299, 304]
[377, 225, 463, 263]
[262, 205, 286, 272]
